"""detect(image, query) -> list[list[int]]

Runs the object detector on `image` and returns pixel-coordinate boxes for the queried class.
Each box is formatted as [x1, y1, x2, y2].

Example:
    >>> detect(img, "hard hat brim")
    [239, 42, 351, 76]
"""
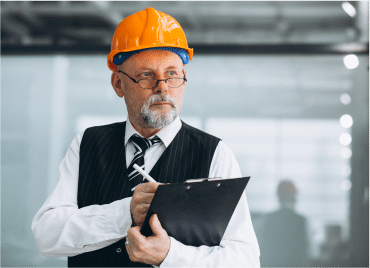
[108, 46, 193, 71]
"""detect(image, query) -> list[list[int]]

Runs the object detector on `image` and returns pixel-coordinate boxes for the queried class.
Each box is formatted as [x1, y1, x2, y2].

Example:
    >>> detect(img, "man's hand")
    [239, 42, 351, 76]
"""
[130, 182, 160, 227]
[126, 214, 171, 266]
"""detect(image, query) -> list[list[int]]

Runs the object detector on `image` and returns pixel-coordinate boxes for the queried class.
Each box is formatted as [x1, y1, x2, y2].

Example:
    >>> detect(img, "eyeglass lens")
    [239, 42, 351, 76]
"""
[139, 78, 185, 89]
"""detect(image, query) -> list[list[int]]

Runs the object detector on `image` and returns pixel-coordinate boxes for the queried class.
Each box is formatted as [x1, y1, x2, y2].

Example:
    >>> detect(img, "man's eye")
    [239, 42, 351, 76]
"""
[141, 72, 151, 77]
[168, 71, 176, 76]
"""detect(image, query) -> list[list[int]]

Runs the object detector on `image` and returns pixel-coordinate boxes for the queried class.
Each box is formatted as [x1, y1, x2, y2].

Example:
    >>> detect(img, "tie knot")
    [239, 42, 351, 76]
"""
[130, 135, 162, 153]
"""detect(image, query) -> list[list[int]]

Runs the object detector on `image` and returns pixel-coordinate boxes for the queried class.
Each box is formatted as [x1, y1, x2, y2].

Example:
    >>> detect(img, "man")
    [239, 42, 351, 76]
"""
[259, 180, 308, 267]
[32, 7, 260, 267]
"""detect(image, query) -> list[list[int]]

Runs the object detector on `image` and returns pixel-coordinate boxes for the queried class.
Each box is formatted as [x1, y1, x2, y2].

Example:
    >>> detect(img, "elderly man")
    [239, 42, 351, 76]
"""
[32, 7, 260, 267]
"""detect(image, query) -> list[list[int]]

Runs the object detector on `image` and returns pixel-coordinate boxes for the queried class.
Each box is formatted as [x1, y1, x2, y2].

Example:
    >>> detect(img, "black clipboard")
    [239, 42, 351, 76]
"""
[140, 177, 250, 247]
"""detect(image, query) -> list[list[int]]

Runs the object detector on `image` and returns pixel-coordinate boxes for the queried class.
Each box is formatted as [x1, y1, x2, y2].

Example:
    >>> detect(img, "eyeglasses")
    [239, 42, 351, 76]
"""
[118, 70, 187, 89]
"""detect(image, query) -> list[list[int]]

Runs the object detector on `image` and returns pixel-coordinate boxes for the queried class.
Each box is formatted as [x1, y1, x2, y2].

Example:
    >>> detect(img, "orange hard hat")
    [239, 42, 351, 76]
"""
[107, 7, 193, 71]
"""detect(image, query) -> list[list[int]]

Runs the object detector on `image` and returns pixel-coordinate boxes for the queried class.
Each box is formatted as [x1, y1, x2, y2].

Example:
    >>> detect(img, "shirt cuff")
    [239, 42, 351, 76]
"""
[108, 197, 133, 238]
[75, 197, 133, 249]
[160, 237, 193, 267]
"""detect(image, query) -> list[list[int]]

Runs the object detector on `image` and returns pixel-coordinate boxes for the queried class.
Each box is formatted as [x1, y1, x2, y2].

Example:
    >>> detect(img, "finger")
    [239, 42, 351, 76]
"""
[130, 225, 142, 235]
[133, 189, 155, 199]
[129, 226, 146, 244]
[131, 205, 150, 226]
[140, 193, 155, 204]
[131, 204, 150, 217]
[135, 182, 161, 193]
[135, 205, 150, 225]
[149, 214, 166, 236]
[136, 203, 150, 214]
[131, 192, 155, 207]
[126, 227, 145, 263]
[127, 227, 142, 243]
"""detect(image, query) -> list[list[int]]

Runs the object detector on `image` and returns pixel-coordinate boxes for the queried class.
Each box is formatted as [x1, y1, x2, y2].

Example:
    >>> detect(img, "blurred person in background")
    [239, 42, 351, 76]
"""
[311, 225, 351, 267]
[31, 7, 260, 267]
[259, 179, 309, 267]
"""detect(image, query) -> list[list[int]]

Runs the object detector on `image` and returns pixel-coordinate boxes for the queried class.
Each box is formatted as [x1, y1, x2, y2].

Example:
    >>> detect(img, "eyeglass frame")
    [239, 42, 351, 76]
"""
[118, 70, 187, 89]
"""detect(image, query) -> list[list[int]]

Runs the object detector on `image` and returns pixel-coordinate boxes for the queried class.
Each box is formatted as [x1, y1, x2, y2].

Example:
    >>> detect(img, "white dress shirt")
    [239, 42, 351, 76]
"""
[32, 117, 260, 267]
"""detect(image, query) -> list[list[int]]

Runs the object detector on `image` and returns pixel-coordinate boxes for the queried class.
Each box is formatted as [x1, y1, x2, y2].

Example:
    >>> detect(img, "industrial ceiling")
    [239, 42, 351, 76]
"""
[1, 1, 368, 54]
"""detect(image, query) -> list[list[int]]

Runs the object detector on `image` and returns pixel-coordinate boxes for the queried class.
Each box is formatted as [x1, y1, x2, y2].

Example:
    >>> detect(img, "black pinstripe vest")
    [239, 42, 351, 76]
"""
[68, 120, 220, 267]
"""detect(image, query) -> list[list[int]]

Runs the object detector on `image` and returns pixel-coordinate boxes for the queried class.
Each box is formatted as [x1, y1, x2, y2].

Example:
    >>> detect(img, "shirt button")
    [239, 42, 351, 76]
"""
[116, 247, 122, 253]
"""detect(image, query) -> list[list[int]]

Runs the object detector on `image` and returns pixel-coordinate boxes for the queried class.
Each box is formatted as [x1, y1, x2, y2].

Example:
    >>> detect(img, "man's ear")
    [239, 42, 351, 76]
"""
[111, 72, 124, 98]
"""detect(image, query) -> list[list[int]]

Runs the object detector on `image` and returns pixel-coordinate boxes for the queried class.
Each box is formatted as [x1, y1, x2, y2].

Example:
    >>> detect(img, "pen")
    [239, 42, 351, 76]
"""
[133, 164, 157, 183]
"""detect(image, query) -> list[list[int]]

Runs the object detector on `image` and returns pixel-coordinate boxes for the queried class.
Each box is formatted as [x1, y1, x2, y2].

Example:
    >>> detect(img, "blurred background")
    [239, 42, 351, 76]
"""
[1, 1, 369, 267]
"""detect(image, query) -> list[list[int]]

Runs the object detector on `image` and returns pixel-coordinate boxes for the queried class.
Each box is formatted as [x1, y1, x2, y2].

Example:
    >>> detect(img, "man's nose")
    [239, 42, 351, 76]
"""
[153, 79, 168, 93]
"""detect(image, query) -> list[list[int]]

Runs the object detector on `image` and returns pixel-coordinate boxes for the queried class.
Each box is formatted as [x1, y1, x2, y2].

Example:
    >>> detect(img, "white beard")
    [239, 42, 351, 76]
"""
[140, 95, 179, 129]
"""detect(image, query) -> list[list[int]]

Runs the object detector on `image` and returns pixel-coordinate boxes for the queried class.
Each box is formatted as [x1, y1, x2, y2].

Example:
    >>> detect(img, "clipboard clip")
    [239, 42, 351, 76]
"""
[185, 177, 223, 183]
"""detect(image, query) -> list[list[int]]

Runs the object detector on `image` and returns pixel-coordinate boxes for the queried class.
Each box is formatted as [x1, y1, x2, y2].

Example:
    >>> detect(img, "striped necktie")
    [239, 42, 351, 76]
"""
[127, 135, 162, 193]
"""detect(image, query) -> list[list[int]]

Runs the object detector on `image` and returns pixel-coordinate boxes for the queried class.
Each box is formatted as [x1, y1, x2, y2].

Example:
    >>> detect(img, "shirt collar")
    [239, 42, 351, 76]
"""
[125, 116, 182, 148]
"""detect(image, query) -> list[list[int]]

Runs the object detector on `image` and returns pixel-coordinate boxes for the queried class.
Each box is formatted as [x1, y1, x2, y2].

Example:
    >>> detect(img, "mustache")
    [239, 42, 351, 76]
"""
[145, 94, 177, 108]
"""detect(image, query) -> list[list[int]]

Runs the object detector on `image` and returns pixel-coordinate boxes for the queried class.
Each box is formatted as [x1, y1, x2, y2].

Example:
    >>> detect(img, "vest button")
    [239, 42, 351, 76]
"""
[116, 247, 122, 253]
